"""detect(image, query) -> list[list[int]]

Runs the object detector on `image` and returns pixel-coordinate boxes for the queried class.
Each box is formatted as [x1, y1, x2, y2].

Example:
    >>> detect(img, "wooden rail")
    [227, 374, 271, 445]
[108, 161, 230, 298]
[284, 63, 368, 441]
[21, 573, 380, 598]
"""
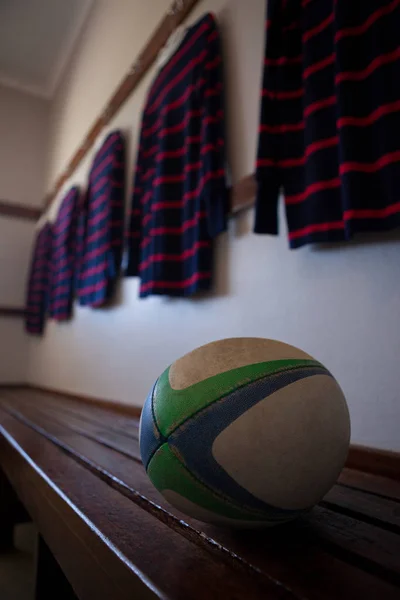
[41, 0, 256, 216]
[0, 307, 25, 318]
[43, 0, 203, 212]
[0, 200, 42, 222]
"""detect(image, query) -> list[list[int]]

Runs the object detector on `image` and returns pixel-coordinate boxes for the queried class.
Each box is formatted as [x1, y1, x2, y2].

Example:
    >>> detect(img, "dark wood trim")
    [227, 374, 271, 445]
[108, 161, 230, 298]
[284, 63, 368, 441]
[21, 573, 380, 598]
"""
[27, 384, 142, 419]
[43, 0, 203, 212]
[347, 445, 400, 482]
[0, 307, 26, 318]
[0, 384, 26, 390]
[0, 200, 42, 221]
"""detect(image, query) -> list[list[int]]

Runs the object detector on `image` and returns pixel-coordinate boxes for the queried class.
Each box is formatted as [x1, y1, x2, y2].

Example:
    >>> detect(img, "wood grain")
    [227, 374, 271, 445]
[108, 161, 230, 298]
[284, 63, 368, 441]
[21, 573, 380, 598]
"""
[26, 384, 141, 418]
[323, 484, 400, 533]
[15, 385, 400, 484]
[339, 468, 400, 502]
[347, 445, 400, 481]
[0, 200, 42, 221]
[0, 405, 288, 600]
[9, 397, 400, 582]
[1, 389, 400, 600]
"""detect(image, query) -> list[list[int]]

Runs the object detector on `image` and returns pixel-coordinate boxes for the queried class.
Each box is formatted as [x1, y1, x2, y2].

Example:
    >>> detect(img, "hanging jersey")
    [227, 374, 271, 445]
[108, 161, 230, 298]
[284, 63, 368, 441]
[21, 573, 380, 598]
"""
[77, 131, 125, 306]
[255, 0, 400, 248]
[49, 186, 80, 320]
[25, 223, 53, 334]
[126, 13, 227, 297]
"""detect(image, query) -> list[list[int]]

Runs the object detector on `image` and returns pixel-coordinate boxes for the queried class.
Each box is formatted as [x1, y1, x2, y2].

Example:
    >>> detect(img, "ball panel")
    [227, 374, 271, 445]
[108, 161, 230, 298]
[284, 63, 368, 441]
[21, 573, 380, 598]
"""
[213, 375, 351, 510]
[139, 380, 163, 469]
[168, 367, 323, 515]
[169, 337, 314, 389]
[154, 358, 320, 438]
[147, 443, 271, 522]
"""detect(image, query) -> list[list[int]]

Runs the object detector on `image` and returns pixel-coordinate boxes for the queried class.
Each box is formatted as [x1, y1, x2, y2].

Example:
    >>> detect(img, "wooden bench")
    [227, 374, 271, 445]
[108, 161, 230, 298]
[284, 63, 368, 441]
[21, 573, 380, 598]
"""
[0, 386, 399, 599]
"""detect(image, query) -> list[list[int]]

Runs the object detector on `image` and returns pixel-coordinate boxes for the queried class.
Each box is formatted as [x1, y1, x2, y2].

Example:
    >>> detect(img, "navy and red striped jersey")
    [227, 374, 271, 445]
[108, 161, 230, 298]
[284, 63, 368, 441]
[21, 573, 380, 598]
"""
[76, 130, 125, 307]
[126, 13, 227, 297]
[255, 0, 400, 248]
[25, 223, 53, 335]
[49, 186, 80, 320]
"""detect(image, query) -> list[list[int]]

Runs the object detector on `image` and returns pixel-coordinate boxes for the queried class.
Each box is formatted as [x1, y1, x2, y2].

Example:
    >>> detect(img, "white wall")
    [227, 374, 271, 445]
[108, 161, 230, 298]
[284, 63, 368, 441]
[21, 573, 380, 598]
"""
[0, 85, 49, 208]
[0, 84, 49, 383]
[27, 0, 400, 451]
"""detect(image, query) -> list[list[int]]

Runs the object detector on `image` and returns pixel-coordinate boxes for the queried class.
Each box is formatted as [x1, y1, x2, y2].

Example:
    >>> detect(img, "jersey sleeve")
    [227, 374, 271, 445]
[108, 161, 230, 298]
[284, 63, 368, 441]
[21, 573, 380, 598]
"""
[254, 0, 303, 235]
[108, 134, 125, 281]
[74, 190, 88, 298]
[126, 121, 147, 277]
[199, 16, 228, 238]
[25, 224, 53, 334]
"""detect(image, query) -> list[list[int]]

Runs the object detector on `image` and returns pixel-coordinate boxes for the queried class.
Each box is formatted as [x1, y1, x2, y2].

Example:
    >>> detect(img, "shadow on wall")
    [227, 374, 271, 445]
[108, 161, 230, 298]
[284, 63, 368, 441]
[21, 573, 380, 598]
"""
[313, 229, 400, 252]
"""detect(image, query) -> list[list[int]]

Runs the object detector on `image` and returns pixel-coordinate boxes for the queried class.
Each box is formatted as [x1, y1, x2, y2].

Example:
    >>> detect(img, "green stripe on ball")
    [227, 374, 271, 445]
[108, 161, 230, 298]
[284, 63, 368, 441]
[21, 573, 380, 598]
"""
[148, 443, 275, 522]
[154, 358, 323, 437]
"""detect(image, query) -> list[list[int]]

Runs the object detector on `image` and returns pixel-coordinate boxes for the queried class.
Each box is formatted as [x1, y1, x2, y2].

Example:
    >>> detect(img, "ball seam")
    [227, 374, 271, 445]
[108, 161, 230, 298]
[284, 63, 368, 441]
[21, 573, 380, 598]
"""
[168, 363, 329, 439]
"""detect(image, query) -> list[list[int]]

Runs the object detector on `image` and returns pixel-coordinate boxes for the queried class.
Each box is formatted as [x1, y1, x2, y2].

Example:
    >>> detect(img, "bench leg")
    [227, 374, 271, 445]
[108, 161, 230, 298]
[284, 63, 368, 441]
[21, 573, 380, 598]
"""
[0, 468, 29, 552]
[35, 535, 78, 600]
[0, 521, 13, 553]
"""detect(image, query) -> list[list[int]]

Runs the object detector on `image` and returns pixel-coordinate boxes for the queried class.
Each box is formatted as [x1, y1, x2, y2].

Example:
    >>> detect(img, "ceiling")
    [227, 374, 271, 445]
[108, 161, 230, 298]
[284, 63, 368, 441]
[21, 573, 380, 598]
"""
[0, 0, 93, 98]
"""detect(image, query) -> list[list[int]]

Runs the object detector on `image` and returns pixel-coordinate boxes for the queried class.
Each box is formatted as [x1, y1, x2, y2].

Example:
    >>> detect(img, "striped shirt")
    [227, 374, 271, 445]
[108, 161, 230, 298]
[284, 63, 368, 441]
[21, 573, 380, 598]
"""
[49, 186, 80, 320]
[25, 223, 53, 335]
[255, 0, 400, 248]
[126, 13, 227, 297]
[76, 131, 125, 307]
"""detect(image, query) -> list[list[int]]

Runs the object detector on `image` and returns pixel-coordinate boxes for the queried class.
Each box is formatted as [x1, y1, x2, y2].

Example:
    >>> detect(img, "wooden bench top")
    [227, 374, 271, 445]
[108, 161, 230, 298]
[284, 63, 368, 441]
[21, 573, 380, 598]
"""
[0, 386, 399, 599]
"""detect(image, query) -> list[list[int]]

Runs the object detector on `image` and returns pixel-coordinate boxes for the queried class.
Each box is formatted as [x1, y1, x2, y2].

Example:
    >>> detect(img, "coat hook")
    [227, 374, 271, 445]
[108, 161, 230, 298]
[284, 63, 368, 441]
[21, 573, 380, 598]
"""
[102, 105, 112, 121]
[169, 0, 184, 16]
[130, 57, 142, 75]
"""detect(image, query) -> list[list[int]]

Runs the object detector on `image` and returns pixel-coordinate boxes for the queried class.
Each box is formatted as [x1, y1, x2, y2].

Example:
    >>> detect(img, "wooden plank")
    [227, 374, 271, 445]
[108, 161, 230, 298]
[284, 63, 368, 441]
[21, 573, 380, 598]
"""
[10, 392, 400, 537]
[302, 506, 400, 584]
[0, 199, 42, 221]
[339, 468, 400, 502]
[2, 388, 140, 436]
[4, 387, 400, 493]
[25, 385, 141, 419]
[32, 403, 141, 461]
[322, 485, 400, 533]
[23, 400, 400, 582]
[0, 409, 287, 600]
[15, 386, 400, 483]
[347, 445, 400, 481]
[0, 414, 154, 600]
[0, 306, 25, 318]
[23, 399, 400, 537]
[2, 396, 399, 600]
